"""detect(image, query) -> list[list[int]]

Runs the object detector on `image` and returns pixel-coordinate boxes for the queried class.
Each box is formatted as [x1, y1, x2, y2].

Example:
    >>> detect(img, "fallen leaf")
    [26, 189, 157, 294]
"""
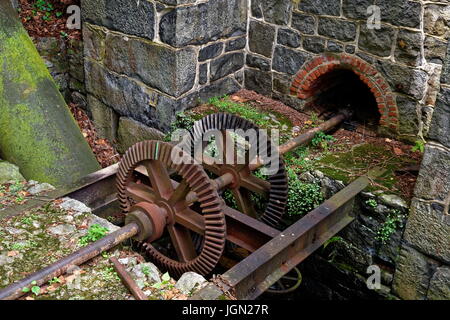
[7, 251, 19, 257]
[393, 147, 404, 156]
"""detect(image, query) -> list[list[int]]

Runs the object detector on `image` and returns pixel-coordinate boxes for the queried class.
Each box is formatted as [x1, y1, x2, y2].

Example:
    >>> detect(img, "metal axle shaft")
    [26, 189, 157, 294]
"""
[0, 223, 139, 300]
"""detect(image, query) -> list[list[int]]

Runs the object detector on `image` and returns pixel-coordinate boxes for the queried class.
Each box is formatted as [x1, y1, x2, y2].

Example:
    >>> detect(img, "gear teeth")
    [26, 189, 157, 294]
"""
[116, 140, 226, 278]
[188, 113, 289, 228]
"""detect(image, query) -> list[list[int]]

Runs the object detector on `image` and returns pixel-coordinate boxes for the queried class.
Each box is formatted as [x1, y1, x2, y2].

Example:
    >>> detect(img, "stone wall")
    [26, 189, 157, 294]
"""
[80, 0, 248, 148]
[245, 0, 449, 142]
[392, 82, 450, 300]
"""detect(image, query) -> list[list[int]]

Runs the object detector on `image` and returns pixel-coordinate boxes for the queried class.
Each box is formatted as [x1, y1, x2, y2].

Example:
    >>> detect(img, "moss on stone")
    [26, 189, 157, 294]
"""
[314, 143, 417, 193]
[0, 3, 100, 186]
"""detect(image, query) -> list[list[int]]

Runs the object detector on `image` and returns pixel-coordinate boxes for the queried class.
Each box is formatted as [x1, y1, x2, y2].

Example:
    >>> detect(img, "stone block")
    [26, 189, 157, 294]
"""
[375, 60, 428, 100]
[403, 198, 450, 265]
[244, 68, 272, 96]
[82, 23, 106, 62]
[210, 52, 244, 81]
[395, 29, 423, 67]
[342, 0, 372, 19]
[199, 63, 208, 85]
[303, 36, 325, 54]
[103, 31, 196, 97]
[424, 36, 448, 64]
[393, 245, 437, 300]
[298, 0, 341, 16]
[396, 94, 419, 136]
[159, 0, 247, 47]
[250, 0, 292, 25]
[429, 88, 450, 147]
[291, 13, 315, 35]
[359, 24, 395, 57]
[318, 17, 357, 42]
[248, 20, 276, 57]
[87, 95, 119, 142]
[272, 46, 311, 75]
[326, 40, 344, 53]
[428, 266, 450, 300]
[413, 144, 450, 203]
[117, 117, 164, 154]
[225, 37, 247, 52]
[376, 0, 422, 29]
[199, 42, 224, 62]
[82, 0, 155, 40]
[246, 54, 271, 72]
[424, 4, 450, 39]
[277, 28, 301, 48]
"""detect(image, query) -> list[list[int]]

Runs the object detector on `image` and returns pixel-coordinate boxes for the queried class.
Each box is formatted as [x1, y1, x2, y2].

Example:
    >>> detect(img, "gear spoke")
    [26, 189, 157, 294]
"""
[125, 182, 157, 203]
[175, 208, 205, 235]
[168, 180, 190, 207]
[143, 160, 174, 200]
[232, 188, 258, 219]
[240, 173, 271, 195]
[167, 224, 198, 262]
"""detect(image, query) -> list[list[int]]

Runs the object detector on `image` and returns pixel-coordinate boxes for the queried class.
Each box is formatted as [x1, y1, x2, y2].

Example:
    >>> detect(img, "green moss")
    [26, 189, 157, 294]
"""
[0, 9, 100, 186]
[314, 143, 417, 193]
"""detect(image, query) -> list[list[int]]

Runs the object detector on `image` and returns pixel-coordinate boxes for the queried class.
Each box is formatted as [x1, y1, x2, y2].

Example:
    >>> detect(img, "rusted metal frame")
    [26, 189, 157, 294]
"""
[133, 169, 279, 252]
[0, 222, 139, 300]
[0, 164, 120, 220]
[110, 257, 148, 300]
[191, 175, 370, 300]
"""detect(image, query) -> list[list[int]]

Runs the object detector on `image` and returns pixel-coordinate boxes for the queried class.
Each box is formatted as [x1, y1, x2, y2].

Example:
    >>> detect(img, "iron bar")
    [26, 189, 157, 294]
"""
[191, 169, 384, 300]
[0, 222, 139, 300]
[110, 257, 148, 300]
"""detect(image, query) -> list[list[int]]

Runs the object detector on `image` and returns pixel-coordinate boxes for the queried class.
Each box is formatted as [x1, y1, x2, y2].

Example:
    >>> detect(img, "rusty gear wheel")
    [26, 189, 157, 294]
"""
[117, 140, 226, 277]
[184, 113, 288, 228]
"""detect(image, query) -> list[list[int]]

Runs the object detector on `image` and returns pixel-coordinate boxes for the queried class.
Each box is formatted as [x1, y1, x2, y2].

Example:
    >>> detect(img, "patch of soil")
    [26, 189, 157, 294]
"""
[18, 0, 81, 40]
[68, 103, 120, 168]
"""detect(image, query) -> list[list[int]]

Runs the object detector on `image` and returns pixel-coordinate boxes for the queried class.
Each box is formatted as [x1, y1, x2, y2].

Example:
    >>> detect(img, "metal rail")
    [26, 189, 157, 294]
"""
[0, 223, 139, 300]
[191, 169, 384, 300]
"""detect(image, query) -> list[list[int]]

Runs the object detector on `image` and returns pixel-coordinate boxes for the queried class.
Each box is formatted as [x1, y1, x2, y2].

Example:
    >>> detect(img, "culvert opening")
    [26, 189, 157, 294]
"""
[304, 69, 381, 131]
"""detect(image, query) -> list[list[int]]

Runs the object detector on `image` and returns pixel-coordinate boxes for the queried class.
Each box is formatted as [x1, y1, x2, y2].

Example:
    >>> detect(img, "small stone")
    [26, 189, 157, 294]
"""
[0, 161, 25, 183]
[59, 197, 92, 214]
[379, 194, 408, 210]
[28, 183, 55, 195]
[131, 262, 161, 284]
[5, 227, 24, 235]
[67, 265, 82, 275]
[175, 272, 207, 295]
[48, 224, 76, 236]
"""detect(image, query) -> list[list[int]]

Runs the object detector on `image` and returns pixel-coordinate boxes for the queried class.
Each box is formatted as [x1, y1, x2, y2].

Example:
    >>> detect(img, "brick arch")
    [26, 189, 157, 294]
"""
[289, 54, 399, 132]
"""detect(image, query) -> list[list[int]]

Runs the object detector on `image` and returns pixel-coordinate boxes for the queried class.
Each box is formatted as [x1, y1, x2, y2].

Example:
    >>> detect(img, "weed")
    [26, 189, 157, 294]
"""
[365, 199, 378, 208]
[151, 272, 172, 289]
[412, 140, 425, 153]
[311, 131, 335, 151]
[286, 167, 324, 218]
[48, 277, 61, 285]
[376, 209, 406, 244]
[79, 224, 109, 246]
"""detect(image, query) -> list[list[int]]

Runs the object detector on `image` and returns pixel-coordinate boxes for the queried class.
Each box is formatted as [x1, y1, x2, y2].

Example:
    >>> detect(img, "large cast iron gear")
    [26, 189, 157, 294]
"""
[116, 140, 226, 277]
[185, 113, 289, 228]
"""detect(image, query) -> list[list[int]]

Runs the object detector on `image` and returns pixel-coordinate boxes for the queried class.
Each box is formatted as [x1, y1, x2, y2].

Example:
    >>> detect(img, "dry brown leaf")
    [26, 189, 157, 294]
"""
[7, 251, 19, 257]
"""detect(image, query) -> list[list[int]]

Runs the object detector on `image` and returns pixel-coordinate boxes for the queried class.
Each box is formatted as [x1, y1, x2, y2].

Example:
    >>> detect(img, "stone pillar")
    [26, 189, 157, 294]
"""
[0, 2, 100, 187]
[81, 0, 247, 149]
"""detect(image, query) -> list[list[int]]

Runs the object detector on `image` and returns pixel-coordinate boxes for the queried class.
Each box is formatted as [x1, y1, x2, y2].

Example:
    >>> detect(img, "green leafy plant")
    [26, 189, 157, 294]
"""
[142, 265, 151, 276]
[286, 167, 324, 218]
[79, 224, 109, 246]
[151, 272, 172, 289]
[376, 209, 407, 244]
[22, 281, 40, 296]
[411, 140, 425, 153]
[311, 131, 335, 151]
[365, 199, 378, 208]
[49, 277, 61, 285]
[101, 266, 120, 281]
